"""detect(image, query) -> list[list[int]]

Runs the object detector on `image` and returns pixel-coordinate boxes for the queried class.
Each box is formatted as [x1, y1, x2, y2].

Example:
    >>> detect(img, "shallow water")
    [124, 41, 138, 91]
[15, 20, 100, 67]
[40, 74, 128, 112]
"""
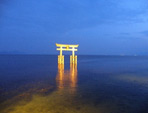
[0, 55, 148, 113]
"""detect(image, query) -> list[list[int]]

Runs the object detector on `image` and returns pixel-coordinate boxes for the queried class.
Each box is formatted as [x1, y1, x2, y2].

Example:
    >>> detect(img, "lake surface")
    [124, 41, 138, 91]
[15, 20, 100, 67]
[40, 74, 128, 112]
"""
[0, 55, 148, 113]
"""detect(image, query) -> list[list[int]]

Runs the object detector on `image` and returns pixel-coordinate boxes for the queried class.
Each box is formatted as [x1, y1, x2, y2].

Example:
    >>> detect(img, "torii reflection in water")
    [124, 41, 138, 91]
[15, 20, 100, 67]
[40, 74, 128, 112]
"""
[56, 63, 78, 94]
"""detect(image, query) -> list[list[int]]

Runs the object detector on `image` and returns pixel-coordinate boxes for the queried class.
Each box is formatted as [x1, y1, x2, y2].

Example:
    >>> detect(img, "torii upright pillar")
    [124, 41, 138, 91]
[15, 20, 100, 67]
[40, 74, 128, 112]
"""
[56, 43, 79, 64]
[70, 47, 77, 64]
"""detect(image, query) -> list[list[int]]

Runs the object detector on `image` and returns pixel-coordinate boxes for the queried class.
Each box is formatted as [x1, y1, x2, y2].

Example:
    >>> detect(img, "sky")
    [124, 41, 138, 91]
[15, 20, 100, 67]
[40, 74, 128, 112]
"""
[0, 0, 148, 55]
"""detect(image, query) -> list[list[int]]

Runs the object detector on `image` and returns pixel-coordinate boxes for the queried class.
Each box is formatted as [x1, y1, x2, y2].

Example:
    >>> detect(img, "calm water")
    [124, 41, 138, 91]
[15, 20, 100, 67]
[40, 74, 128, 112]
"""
[0, 55, 148, 113]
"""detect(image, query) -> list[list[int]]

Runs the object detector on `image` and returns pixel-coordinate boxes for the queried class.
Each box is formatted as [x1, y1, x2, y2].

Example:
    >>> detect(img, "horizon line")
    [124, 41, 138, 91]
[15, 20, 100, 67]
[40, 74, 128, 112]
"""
[0, 54, 148, 56]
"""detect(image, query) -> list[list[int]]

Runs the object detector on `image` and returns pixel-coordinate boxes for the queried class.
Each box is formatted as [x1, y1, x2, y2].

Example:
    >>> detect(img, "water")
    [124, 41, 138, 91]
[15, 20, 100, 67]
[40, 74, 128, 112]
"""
[0, 55, 148, 113]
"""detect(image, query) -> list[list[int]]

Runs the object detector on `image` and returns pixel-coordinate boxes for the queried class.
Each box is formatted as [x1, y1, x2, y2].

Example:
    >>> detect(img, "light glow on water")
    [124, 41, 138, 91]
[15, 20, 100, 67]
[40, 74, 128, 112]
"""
[56, 63, 78, 93]
[0, 55, 148, 113]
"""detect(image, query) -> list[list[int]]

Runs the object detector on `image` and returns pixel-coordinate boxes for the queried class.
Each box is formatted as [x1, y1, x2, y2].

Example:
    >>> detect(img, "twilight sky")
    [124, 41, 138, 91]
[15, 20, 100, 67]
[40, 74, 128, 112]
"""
[0, 0, 148, 55]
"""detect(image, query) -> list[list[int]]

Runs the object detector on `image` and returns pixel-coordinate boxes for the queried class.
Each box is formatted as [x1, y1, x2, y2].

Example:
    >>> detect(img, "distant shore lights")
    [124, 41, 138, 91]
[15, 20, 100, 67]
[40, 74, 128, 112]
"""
[56, 43, 79, 64]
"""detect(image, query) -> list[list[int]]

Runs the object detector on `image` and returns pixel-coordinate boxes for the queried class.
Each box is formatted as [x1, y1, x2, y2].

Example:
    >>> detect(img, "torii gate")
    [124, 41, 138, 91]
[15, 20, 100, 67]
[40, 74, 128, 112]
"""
[56, 43, 79, 64]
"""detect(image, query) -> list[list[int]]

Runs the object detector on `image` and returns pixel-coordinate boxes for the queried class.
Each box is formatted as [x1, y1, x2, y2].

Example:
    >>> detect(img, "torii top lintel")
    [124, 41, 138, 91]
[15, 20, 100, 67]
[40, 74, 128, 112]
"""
[56, 43, 79, 48]
[56, 43, 79, 51]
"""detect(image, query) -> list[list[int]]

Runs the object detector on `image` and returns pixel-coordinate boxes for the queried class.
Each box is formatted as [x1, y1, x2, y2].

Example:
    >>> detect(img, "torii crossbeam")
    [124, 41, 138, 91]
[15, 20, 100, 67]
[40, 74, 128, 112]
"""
[56, 43, 79, 64]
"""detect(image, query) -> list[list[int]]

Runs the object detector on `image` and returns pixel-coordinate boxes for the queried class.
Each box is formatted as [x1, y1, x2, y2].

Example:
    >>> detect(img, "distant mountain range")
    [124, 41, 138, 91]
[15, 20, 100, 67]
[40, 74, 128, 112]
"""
[0, 51, 26, 54]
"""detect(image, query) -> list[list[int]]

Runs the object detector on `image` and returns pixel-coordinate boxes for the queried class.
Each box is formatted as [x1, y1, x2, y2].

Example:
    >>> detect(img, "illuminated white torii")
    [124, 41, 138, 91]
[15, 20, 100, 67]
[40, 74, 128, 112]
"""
[56, 43, 79, 64]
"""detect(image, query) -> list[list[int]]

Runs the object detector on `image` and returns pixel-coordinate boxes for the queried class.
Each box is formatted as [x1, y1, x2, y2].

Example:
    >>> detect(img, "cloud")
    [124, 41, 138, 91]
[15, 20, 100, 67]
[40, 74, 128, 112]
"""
[118, 0, 148, 11]
[140, 31, 148, 36]
[1, 0, 148, 32]
[119, 32, 130, 36]
[0, 0, 8, 4]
